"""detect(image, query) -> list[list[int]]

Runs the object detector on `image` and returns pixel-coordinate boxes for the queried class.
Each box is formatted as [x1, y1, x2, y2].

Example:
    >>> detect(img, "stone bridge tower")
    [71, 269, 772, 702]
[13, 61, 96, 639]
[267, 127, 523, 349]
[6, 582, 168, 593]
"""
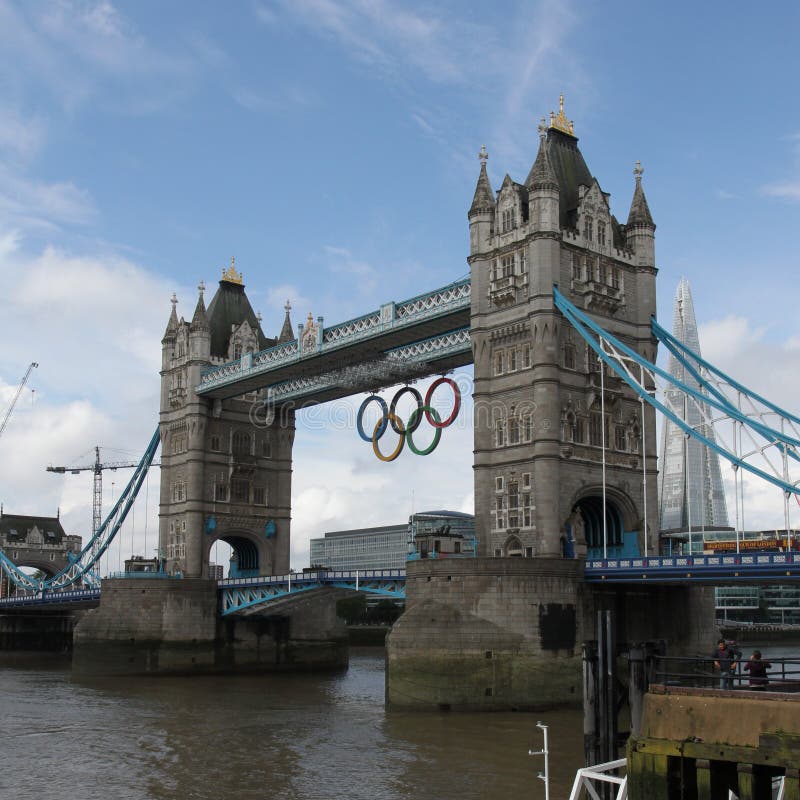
[468, 98, 659, 560]
[158, 261, 294, 578]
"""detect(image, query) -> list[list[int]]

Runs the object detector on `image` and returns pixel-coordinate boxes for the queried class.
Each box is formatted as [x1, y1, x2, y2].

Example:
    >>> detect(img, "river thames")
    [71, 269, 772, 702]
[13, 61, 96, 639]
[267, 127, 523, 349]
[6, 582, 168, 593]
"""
[1, 648, 585, 800]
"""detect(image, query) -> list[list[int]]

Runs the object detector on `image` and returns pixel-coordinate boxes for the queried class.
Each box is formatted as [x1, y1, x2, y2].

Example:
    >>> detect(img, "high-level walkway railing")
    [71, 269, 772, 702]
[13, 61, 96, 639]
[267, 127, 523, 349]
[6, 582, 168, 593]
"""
[653, 654, 800, 692]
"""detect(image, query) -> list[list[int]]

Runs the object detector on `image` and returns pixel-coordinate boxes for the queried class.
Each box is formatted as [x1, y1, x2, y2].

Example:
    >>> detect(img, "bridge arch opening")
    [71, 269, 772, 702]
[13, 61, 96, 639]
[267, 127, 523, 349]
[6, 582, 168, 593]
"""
[204, 530, 270, 579]
[570, 488, 641, 559]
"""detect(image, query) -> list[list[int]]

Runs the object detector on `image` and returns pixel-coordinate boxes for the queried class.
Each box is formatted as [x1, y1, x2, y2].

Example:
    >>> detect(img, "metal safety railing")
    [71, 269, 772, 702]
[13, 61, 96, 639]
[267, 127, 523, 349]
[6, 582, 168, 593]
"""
[653, 654, 800, 691]
[568, 758, 627, 800]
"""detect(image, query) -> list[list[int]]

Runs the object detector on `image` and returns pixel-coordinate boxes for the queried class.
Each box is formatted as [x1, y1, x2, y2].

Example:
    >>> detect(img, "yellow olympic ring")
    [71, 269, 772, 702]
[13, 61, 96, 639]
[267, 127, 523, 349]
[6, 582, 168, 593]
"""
[372, 412, 405, 462]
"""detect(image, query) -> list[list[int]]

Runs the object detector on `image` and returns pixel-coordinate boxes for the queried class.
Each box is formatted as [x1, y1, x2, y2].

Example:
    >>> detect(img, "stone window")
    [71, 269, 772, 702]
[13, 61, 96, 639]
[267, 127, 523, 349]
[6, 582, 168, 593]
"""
[509, 349, 517, 372]
[612, 267, 620, 290]
[572, 257, 582, 282]
[210, 434, 221, 452]
[233, 341, 243, 360]
[508, 482, 519, 510]
[525, 546, 533, 557]
[253, 486, 266, 505]
[233, 431, 251, 456]
[583, 216, 593, 242]
[599, 262, 608, 284]
[171, 481, 186, 502]
[495, 476, 504, 492]
[575, 418, 586, 444]
[522, 472, 531, 489]
[615, 425, 627, 451]
[590, 412, 606, 447]
[508, 417, 520, 445]
[215, 476, 228, 502]
[495, 351, 504, 375]
[523, 346, 531, 368]
[598, 223, 606, 247]
[502, 254, 514, 277]
[523, 413, 533, 442]
[496, 420, 506, 447]
[564, 343, 576, 370]
[231, 479, 249, 503]
[262, 438, 272, 458]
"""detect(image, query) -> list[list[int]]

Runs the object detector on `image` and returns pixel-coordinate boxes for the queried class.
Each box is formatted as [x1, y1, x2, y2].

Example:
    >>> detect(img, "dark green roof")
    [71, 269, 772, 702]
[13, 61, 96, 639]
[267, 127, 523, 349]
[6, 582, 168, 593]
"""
[206, 279, 274, 359]
[540, 127, 594, 230]
[0, 513, 66, 543]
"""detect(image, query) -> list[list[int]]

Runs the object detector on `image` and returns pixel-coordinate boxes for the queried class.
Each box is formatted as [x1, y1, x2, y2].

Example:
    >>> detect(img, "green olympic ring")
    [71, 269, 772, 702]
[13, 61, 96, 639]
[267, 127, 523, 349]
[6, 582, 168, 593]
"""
[405, 405, 442, 456]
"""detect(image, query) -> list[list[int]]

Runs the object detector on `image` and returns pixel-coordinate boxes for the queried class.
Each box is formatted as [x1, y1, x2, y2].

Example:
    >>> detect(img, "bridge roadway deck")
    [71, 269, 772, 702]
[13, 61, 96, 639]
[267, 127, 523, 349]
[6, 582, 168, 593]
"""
[196, 279, 471, 402]
[1, 555, 798, 613]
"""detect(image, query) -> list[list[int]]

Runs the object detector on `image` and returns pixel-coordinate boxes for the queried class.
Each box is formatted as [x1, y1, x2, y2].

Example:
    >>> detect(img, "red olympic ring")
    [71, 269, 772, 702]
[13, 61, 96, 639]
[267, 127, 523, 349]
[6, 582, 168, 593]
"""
[424, 377, 461, 428]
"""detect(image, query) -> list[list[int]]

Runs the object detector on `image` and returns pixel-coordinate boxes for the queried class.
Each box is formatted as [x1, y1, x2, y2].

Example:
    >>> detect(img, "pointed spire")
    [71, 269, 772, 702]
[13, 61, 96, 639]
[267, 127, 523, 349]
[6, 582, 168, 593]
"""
[162, 292, 179, 342]
[190, 281, 209, 331]
[469, 145, 495, 217]
[627, 160, 655, 228]
[278, 299, 294, 343]
[526, 121, 559, 190]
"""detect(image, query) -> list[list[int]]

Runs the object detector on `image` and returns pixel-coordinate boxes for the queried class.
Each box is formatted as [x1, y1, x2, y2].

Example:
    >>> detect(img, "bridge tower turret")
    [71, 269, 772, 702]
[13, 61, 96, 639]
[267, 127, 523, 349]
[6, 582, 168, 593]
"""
[158, 262, 293, 579]
[469, 97, 659, 561]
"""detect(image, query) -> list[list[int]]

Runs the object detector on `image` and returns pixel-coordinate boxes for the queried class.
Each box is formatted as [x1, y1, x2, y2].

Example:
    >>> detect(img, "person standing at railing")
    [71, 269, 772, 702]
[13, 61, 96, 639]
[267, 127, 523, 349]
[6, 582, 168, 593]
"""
[743, 650, 772, 690]
[713, 638, 741, 689]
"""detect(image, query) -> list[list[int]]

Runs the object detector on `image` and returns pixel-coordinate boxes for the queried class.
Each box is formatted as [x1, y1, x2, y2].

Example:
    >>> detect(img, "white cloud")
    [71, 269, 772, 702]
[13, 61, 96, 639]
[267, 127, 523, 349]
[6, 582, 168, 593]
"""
[0, 234, 186, 566]
[761, 182, 800, 201]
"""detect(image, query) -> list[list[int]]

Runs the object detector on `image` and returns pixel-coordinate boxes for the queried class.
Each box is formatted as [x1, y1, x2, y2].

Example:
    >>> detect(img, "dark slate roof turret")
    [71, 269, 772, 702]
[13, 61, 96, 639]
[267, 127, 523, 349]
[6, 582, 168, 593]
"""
[206, 268, 274, 358]
[627, 161, 655, 229]
[162, 293, 178, 342]
[469, 145, 495, 217]
[189, 282, 209, 332]
[278, 300, 294, 343]
[526, 122, 559, 191]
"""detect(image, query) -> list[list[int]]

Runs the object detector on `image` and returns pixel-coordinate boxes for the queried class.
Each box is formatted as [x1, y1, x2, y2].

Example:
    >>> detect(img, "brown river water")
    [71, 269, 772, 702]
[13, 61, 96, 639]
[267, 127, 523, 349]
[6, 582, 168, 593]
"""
[0, 648, 585, 800]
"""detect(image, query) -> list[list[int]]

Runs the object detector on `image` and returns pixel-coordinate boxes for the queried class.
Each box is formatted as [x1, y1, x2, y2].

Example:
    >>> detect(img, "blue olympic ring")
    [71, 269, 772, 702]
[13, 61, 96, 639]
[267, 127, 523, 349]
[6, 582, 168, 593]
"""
[356, 395, 389, 442]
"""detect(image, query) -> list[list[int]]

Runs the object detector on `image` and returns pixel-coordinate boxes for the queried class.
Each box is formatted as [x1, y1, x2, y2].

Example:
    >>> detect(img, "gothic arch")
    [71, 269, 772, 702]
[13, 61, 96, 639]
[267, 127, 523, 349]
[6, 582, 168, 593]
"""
[569, 484, 639, 553]
[204, 526, 273, 578]
[502, 534, 523, 557]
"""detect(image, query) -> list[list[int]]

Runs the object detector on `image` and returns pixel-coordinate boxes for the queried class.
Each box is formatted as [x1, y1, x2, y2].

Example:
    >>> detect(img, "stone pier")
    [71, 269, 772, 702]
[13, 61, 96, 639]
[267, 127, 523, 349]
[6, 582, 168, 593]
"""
[72, 578, 348, 676]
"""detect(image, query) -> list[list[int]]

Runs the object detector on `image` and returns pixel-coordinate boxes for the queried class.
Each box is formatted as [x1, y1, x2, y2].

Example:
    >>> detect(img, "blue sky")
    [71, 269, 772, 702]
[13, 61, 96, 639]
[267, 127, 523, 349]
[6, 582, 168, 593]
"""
[1, 1, 799, 569]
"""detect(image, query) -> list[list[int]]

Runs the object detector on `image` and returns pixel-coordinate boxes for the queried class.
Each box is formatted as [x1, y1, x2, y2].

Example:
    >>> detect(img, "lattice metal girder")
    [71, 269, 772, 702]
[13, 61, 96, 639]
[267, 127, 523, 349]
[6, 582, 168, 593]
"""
[197, 280, 471, 400]
[262, 327, 472, 406]
[553, 287, 800, 497]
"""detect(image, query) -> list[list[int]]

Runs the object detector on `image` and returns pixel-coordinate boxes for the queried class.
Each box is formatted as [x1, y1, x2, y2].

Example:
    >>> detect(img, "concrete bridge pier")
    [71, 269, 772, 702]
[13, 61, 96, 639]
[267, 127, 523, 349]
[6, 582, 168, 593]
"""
[386, 558, 715, 711]
[72, 578, 348, 676]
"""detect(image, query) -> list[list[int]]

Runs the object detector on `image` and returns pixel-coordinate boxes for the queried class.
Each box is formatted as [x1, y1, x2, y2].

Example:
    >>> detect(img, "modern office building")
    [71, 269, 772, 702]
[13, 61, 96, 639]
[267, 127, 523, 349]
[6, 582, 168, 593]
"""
[658, 278, 729, 532]
[310, 511, 476, 570]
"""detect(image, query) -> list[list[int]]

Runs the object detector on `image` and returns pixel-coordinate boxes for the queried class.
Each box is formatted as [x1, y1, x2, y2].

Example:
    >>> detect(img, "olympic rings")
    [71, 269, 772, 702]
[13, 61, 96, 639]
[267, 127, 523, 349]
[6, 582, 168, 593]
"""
[357, 395, 389, 442]
[405, 405, 442, 456]
[359, 379, 461, 460]
[372, 413, 405, 462]
[424, 377, 461, 428]
[389, 386, 423, 434]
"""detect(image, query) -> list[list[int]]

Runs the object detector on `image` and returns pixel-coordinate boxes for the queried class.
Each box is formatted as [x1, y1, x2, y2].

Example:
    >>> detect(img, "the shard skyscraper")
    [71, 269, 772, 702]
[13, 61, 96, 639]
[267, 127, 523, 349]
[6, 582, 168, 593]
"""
[658, 278, 729, 531]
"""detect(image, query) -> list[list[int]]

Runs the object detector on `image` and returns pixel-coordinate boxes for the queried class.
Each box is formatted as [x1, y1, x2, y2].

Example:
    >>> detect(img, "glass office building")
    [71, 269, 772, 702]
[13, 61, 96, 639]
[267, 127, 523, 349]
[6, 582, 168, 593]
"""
[658, 278, 729, 532]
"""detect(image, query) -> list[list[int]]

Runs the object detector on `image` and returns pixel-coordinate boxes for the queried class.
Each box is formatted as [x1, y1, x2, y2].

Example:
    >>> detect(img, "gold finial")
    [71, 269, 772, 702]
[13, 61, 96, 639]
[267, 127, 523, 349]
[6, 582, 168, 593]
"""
[478, 144, 488, 165]
[634, 160, 644, 183]
[549, 94, 576, 136]
[221, 256, 243, 285]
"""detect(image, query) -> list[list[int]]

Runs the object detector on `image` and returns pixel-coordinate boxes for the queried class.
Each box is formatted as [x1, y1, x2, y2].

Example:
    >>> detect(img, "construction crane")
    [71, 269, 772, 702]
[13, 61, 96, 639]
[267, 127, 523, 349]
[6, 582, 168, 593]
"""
[0, 362, 38, 440]
[47, 447, 161, 561]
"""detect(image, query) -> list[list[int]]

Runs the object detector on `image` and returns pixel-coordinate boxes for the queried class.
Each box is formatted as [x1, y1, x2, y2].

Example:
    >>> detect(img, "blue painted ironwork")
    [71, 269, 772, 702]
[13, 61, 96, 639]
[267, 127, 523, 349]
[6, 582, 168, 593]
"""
[196, 278, 471, 395]
[0, 586, 101, 608]
[218, 569, 406, 615]
[553, 287, 800, 497]
[0, 427, 161, 592]
[584, 552, 800, 583]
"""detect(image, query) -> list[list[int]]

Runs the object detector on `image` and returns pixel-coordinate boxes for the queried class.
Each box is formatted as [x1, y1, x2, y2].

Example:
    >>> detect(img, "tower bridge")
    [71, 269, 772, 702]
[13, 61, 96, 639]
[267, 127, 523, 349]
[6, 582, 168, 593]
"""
[3, 98, 799, 709]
